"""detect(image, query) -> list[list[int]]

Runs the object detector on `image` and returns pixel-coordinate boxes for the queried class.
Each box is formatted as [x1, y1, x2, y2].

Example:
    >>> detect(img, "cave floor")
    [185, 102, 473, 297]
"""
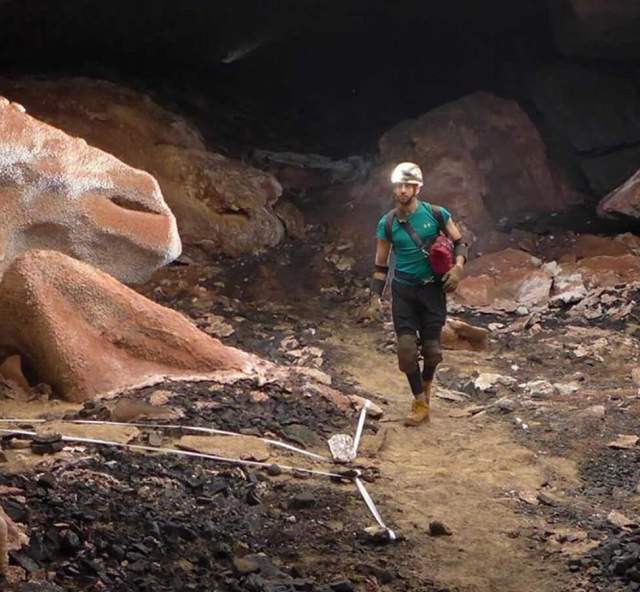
[141, 242, 640, 592]
[3, 240, 640, 592]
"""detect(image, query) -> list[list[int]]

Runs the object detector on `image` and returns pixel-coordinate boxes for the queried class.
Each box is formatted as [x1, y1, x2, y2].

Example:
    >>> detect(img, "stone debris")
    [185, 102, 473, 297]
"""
[428, 521, 453, 537]
[520, 380, 557, 398]
[474, 373, 517, 392]
[607, 511, 637, 530]
[608, 435, 640, 450]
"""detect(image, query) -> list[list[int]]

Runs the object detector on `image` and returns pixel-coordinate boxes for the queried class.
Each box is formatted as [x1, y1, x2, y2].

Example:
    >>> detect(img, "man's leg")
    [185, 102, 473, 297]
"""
[392, 281, 430, 426]
[417, 284, 447, 418]
[420, 334, 443, 409]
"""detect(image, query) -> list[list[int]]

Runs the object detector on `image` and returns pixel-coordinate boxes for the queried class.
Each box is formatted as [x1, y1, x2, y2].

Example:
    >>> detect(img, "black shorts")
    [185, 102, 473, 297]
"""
[391, 279, 446, 341]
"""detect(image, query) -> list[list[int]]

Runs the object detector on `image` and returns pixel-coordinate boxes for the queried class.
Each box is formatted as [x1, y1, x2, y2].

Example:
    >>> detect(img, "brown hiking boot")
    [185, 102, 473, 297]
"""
[404, 397, 430, 426]
[423, 380, 433, 405]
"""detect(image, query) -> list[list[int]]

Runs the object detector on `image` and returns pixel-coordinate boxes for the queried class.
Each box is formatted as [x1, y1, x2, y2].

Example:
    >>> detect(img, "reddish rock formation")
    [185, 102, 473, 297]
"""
[0, 250, 254, 402]
[456, 241, 640, 308]
[325, 92, 578, 271]
[455, 249, 552, 309]
[0, 96, 180, 284]
[574, 255, 640, 288]
[598, 168, 640, 220]
[0, 78, 285, 256]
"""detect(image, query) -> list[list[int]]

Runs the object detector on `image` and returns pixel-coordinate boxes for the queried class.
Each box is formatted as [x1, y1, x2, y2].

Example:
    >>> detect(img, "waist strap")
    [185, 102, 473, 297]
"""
[394, 269, 437, 285]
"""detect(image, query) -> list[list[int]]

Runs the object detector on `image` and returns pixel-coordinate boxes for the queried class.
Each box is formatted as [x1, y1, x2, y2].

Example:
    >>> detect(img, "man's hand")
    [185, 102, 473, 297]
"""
[442, 263, 463, 292]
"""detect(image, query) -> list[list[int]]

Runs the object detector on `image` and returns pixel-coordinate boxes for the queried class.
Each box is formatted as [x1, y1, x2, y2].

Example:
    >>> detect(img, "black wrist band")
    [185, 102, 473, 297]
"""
[371, 277, 386, 296]
[375, 264, 389, 274]
[453, 241, 468, 262]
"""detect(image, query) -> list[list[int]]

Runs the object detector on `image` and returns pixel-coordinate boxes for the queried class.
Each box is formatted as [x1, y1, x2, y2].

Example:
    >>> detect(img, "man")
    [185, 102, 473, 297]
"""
[368, 162, 467, 426]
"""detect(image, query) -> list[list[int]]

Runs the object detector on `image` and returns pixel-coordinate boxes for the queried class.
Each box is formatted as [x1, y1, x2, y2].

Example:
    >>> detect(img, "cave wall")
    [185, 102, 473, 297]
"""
[0, 0, 639, 225]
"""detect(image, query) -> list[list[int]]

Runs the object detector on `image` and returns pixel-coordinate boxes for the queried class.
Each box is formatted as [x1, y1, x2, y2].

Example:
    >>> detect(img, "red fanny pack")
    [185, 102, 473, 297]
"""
[429, 235, 455, 275]
[384, 202, 455, 276]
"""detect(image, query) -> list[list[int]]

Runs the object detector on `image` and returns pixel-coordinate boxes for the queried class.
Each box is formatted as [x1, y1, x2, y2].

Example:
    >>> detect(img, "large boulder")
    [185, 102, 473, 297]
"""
[0, 78, 285, 256]
[551, 0, 640, 59]
[529, 64, 640, 197]
[455, 249, 553, 309]
[326, 92, 577, 271]
[0, 96, 180, 284]
[598, 168, 640, 219]
[0, 250, 254, 402]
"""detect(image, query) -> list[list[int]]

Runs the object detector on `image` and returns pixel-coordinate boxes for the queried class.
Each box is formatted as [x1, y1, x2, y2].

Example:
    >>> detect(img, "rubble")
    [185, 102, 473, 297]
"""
[473, 373, 516, 393]
[608, 436, 640, 450]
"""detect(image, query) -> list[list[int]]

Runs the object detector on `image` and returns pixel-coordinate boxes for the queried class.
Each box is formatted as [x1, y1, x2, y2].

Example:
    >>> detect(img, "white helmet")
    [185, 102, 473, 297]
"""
[390, 162, 423, 185]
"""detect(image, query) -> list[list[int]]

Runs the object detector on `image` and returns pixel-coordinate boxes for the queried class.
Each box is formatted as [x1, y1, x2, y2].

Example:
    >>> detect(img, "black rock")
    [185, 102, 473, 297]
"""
[330, 580, 355, 592]
[109, 544, 126, 561]
[628, 566, 640, 583]
[17, 582, 65, 592]
[10, 551, 41, 573]
[61, 530, 82, 553]
[2, 497, 28, 522]
[289, 493, 316, 510]
[212, 541, 232, 559]
[37, 473, 57, 489]
[612, 555, 636, 576]
[267, 464, 283, 477]
[428, 521, 453, 536]
[26, 532, 51, 563]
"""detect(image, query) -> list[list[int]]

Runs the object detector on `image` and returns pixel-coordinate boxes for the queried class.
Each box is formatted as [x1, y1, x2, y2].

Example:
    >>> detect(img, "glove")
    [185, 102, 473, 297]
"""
[442, 264, 463, 292]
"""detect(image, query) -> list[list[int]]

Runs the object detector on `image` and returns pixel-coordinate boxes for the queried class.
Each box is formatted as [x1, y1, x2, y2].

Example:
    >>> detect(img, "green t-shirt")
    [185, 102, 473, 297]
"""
[376, 201, 451, 284]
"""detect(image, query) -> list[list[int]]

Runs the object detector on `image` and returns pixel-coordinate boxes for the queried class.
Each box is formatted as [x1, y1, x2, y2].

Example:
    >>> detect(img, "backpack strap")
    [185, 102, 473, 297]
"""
[430, 204, 446, 232]
[383, 208, 397, 242]
[398, 218, 427, 252]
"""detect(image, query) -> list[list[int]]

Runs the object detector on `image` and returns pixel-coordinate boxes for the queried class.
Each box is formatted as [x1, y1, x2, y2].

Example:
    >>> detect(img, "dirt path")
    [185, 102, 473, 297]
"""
[328, 324, 576, 592]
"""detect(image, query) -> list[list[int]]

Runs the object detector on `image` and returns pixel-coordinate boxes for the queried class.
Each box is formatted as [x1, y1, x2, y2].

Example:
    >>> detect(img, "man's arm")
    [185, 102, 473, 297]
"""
[371, 239, 392, 299]
[444, 218, 467, 268]
[442, 218, 468, 292]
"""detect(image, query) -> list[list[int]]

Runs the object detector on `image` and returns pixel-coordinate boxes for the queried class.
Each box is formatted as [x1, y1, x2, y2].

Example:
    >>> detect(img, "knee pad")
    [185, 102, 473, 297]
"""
[421, 339, 443, 367]
[397, 334, 419, 373]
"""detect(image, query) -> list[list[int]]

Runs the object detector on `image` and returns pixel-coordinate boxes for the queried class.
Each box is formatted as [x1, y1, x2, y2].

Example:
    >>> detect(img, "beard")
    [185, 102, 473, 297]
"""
[396, 193, 415, 205]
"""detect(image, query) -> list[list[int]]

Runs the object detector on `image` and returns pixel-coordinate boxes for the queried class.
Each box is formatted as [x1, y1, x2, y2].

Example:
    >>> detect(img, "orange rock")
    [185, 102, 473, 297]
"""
[0, 78, 284, 256]
[455, 275, 494, 308]
[576, 254, 640, 287]
[0, 250, 253, 401]
[455, 249, 552, 308]
[442, 319, 489, 351]
[0, 95, 180, 284]
[463, 248, 539, 278]
[572, 234, 632, 259]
